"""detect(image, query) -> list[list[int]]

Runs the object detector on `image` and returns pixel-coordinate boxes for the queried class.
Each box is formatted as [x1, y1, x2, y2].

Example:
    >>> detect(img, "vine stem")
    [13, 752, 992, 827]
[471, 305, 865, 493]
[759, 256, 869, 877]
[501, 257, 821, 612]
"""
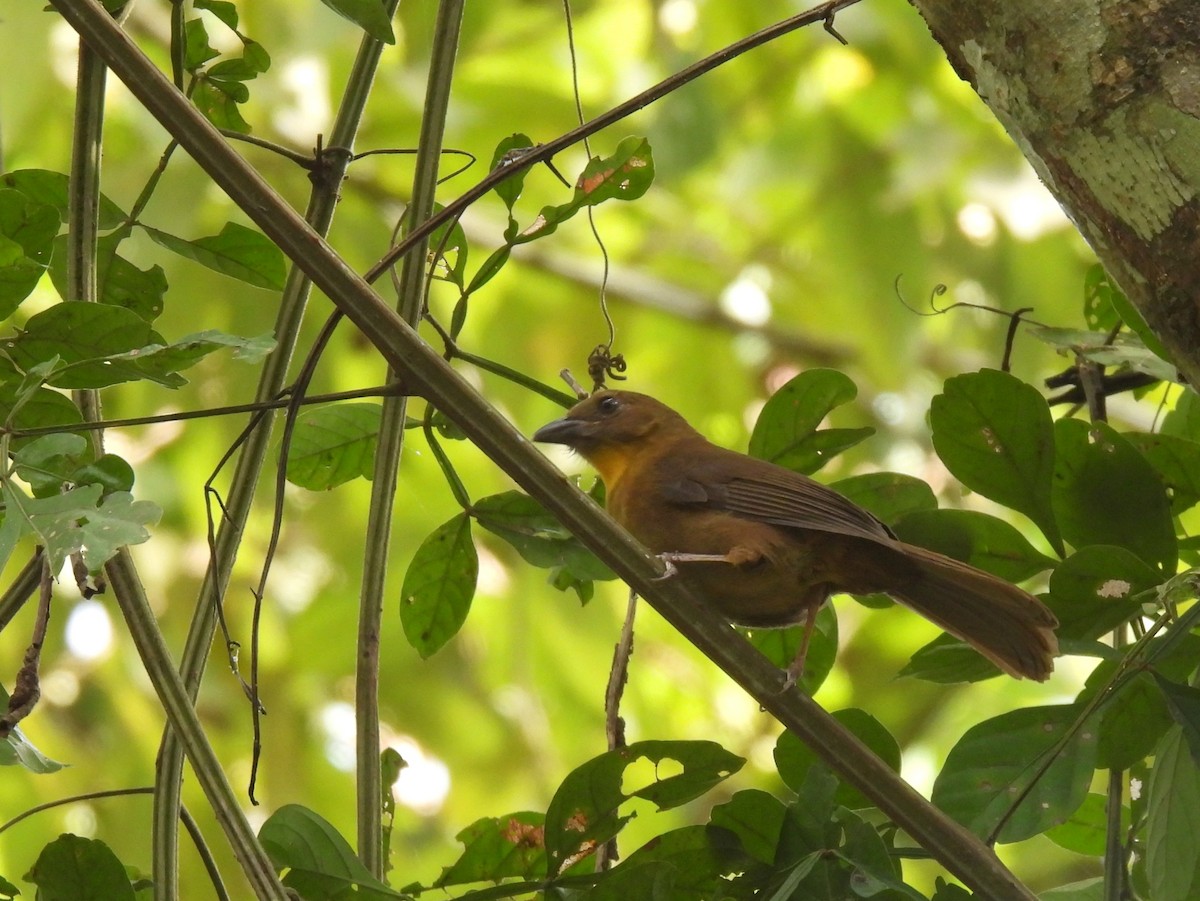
[55, 1, 1034, 896]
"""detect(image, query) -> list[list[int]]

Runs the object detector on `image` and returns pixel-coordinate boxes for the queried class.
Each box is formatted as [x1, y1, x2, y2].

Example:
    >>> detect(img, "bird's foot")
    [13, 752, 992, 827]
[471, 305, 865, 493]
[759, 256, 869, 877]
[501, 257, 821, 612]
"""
[652, 551, 731, 581]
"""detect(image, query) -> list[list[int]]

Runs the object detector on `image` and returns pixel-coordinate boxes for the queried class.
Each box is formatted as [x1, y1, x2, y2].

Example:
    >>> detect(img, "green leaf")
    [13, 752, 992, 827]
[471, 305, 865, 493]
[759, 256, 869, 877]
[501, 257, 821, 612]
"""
[192, 77, 252, 132]
[318, 0, 396, 44]
[1162, 390, 1200, 442]
[0, 189, 59, 316]
[1052, 418, 1176, 571]
[1146, 727, 1200, 901]
[893, 508, 1056, 583]
[286, 403, 381, 490]
[1078, 634, 1200, 771]
[543, 740, 743, 875]
[1039, 879, 1105, 901]
[24, 834, 135, 901]
[0, 379, 83, 441]
[489, 133, 535, 214]
[1045, 792, 1126, 856]
[1153, 673, 1200, 766]
[833, 808, 923, 900]
[142, 222, 285, 289]
[473, 489, 615, 585]
[49, 232, 167, 320]
[1031, 327, 1180, 383]
[900, 632, 1003, 684]
[117, 330, 276, 383]
[741, 604, 836, 696]
[0, 169, 127, 230]
[426, 204, 468, 291]
[183, 18, 220, 69]
[513, 136, 654, 245]
[708, 789, 787, 864]
[775, 708, 901, 811]
[1125, 431, 1200, 515]
[0, 685, 68, 773]
[931, 704, 1097, 843]
[3, 303, 162, 389]
[0, 483, 158, 575]
[1044, 545, 1157, 641]
[399, 513, 477, 658]
[194, 0, 239, 30]
[580, 825, 736, 901]
[0, 873, 18, 898]
[13, 433, 93, 497]
[259, 804, 408, 900]
[830, 471, 937, 525]
[748, 369, 873, 474]
[1085, 264, 1172, 364]
[434, 812, 547, 887]
[930, 369, 1062, 554]
[207, 39, 271, 81]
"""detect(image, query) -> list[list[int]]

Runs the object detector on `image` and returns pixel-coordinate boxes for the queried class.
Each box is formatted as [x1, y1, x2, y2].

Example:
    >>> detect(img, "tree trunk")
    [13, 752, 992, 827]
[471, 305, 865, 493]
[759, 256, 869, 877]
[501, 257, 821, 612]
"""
[907, 0, 1200, 386]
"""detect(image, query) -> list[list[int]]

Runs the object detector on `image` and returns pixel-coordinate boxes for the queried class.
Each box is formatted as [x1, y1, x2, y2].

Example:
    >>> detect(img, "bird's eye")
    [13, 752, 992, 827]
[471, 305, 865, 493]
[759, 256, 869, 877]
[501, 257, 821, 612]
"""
[597, 395, 620, 415]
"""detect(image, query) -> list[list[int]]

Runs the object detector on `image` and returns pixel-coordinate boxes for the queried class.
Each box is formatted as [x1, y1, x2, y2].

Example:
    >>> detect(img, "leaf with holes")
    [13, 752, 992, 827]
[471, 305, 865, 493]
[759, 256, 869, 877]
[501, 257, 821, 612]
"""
[435, 812, 548, 887]
[49, 231, 167, 321]
[931, 369, 1062, 555]
[543, 740, 743, 876]
[400, 513, 477, 658]
[932, 704, 1097, 843]
[514, 136, 654, 245]
[1043, 545, 1157, 641]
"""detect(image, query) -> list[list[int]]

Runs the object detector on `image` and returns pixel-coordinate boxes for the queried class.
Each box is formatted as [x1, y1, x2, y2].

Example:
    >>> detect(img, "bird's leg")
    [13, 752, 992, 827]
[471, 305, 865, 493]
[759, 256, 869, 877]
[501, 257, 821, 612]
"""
[782, 603, 821, 691]
[654, 547, 764, 580]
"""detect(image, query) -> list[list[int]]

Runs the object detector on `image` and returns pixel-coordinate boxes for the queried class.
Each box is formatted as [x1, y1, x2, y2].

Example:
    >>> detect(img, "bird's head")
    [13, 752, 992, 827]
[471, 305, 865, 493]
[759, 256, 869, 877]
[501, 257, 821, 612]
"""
[533, 390, 697, 485]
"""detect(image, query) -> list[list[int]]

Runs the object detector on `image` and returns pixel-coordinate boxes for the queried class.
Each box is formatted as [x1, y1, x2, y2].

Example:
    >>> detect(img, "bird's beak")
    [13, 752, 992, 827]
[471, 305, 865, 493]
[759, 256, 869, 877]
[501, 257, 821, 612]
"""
[532, 416, 587, 447]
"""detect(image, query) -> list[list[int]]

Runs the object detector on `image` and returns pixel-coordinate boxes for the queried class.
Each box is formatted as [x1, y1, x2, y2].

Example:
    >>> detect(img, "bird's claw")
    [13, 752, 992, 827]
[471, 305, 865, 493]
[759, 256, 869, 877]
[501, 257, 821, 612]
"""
[653, 554, 680, 581]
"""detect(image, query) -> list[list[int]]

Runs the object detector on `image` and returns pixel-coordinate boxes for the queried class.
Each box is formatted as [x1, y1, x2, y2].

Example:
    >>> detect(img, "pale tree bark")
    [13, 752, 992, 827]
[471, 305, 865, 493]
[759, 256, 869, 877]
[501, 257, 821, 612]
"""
[907, 0, 1200, 386]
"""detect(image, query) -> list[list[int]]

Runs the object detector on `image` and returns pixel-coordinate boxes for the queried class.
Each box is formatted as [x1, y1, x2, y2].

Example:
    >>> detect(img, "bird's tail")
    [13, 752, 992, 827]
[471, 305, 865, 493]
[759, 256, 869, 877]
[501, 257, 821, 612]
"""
[889, 542, 1059, 681]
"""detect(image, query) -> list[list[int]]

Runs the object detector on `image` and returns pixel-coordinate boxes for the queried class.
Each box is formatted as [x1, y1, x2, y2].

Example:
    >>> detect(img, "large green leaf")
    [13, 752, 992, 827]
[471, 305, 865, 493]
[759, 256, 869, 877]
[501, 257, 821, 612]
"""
[142, 222, 285, 289]
[286, 403, 381, 490]
[543, 740, 743, 876]
[24, 834, 135, 901]
[434, 811, 547, 887]
[774, 707, 900, 810]
[932, 704, 1097, 843]
[259, 804, 408, 900]
[748, 369, 873, 474]
[0, 189, 59, 316]
[830, 471, 937, 525]
[1044, 545, 1158, 641]
[0, 168, 127, 229]
[893, 508, 1056, 583]
[1052, 418, 1176, 571]
[1146, 728, 1200, 901]
[399, 512, 478, 658]
[930, 369, 1062, 554]
[1124, 431, 1200, 515]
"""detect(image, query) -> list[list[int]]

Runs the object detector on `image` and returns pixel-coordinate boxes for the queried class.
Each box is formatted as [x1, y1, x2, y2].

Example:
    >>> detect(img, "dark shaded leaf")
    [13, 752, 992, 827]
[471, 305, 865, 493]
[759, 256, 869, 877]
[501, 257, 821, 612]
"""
[1153, 673, 1200, 767]
[543, 740, 743, 875]
[1125, 431, 1200, 515]
[742, 604, 836, 695]
[1146, 728, 1200, 901]
[831, 471, 937, 525]
[1044, 545, 1157, 641]
[775, 708, 900, 811]
[931, 704, 1097, 843]
[900, 632, 1002, 684]
[1052, 418, 1176, 572]
[893, 508, 1056, 583]
[930, 369, 1062, 554]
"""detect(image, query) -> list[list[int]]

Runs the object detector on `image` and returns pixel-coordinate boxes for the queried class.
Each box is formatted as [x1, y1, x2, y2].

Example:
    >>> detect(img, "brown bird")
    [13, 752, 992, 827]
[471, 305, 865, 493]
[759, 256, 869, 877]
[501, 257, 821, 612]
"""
[534, 389, 1058, 684]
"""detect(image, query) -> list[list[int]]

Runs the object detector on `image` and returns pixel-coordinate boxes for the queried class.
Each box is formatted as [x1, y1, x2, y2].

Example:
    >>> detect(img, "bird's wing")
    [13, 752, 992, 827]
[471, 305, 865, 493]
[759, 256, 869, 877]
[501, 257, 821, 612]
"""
[660, 450, 895, 542]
